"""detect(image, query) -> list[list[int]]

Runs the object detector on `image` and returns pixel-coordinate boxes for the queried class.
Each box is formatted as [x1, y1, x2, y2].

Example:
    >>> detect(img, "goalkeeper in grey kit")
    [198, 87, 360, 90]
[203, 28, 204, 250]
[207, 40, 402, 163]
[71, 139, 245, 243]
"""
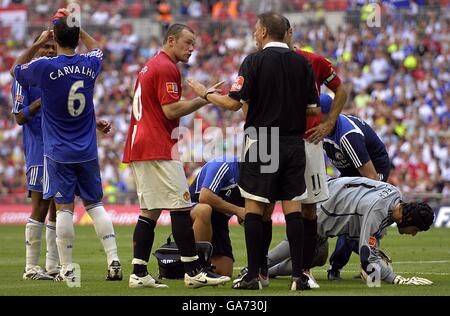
[318, 177, 434, 285]
[268, 176, 434, 285]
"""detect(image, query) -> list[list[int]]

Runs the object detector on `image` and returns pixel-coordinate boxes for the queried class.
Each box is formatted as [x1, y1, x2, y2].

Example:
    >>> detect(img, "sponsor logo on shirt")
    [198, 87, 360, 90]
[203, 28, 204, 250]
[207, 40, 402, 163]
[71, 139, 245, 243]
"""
[166, 82, 178, 94]
[335, 152, 344, 160]
[230, 76, 244, 92]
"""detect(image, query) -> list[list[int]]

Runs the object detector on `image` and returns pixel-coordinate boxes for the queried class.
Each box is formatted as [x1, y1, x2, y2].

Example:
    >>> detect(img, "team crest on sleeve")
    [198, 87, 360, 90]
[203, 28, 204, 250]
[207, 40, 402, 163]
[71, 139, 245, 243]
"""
[166, 82, 179, 94]
[230, 76, 244, 92]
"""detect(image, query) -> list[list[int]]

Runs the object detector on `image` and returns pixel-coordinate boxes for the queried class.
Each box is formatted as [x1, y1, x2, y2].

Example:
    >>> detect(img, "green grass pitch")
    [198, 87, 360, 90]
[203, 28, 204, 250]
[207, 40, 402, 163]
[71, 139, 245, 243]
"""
[1, 225, 449, 296]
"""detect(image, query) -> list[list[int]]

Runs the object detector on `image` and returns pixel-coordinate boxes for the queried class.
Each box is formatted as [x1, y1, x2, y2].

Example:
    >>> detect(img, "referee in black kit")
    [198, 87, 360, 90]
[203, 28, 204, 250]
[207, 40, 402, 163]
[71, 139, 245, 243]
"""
[187, 12, 319, 291]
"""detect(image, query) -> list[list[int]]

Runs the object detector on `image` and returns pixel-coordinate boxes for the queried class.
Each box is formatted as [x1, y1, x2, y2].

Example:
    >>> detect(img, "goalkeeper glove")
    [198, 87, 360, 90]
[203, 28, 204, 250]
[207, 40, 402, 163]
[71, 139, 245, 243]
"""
[393, 275, 433, 285]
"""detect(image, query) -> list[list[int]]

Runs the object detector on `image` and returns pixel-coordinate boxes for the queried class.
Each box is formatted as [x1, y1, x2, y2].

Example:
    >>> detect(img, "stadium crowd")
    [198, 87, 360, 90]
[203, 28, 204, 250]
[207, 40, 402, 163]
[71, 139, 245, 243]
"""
[0, 1, 449, 203]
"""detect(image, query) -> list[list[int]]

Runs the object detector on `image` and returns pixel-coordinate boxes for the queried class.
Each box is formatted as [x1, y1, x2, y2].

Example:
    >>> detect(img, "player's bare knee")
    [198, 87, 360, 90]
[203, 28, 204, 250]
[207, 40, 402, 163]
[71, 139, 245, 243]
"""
[191, 203, 212, 223]
[140, 209, 161, 221]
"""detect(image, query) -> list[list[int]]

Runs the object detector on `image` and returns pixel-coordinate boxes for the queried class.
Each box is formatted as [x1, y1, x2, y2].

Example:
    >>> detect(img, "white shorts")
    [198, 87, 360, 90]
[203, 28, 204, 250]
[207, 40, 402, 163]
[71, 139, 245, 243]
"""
[131, 160, 192, 210]
[302, 141, 329, 204]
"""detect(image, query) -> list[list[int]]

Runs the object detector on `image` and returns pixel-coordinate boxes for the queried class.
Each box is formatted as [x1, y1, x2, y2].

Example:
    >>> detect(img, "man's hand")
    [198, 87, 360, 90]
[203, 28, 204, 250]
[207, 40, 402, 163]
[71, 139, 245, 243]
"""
[52, 8, 71, 21]
[306, 120, 335, 144]
[236, 207, 246, 225]
[393, 275, 433, 285]
[34, 29, 54, 48]
[96, 120, 112, 134]
[186, 79, 224, 100]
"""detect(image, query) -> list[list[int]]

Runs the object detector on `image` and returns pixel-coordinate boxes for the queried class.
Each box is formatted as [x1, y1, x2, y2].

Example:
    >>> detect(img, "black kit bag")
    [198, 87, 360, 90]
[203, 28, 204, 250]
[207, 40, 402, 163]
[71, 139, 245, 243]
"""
[153, 235, 213, 279]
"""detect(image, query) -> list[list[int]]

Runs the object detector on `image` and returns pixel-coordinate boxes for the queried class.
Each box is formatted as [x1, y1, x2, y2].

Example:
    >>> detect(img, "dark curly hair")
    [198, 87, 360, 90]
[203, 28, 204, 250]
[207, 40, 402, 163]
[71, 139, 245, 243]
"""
[53, 16, 80, 49]
[398, 202, 434, 231]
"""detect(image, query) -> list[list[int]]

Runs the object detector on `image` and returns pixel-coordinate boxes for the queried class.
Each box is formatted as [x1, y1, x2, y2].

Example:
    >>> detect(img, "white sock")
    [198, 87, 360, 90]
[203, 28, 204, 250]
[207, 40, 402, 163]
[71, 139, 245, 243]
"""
[86, 203, 119, 265]
[56, 210, 74, 272]
[45, 221, 59, 272]
[25, 218, 44, 271]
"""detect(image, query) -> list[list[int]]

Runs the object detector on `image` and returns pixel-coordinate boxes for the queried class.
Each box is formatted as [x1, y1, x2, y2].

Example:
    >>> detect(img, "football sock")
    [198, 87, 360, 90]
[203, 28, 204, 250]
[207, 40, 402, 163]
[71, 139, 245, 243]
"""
[261, 220, 272, 276]
[303, 217, 317, 270]
[132, 216, 156, 276]
[285, 212, 304, 278]
[56, 210, 74, 272]
[45, 220, 59, 273]
[86, 203, 119, 265]
[25, 218, 43, 270]
[170, 211, 200, 275]
[244, 213, 263, 281]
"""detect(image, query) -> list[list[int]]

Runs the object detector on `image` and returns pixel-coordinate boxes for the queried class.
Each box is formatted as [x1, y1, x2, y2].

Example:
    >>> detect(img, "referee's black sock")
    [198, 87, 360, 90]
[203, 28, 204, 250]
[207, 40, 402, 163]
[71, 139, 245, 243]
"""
[170, 210, 201, 275]
[132, 215, 156, 276]
[244, 213, 263, 281]
[285, 212, 304, 278]
[260, 220, 272, 276]
[303, 217, 317, 270]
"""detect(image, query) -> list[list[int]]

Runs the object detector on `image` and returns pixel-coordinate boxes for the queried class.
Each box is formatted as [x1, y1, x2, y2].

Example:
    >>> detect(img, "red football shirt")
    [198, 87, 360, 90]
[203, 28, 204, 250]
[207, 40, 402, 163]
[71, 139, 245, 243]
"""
[123, 51, 182, 162]
[296, 49, 342, 130]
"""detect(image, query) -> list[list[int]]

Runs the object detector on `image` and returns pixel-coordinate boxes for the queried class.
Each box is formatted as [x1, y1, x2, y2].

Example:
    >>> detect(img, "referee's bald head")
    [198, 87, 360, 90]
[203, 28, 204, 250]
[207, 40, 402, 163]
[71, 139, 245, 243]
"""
[257, 12, 289, 41]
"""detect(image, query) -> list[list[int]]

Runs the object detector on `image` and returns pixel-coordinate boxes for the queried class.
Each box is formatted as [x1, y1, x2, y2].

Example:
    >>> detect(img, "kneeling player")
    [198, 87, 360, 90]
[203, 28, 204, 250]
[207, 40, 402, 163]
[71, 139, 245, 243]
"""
[189, 156, 245, 277]
[320, 177, 434, 285]
[268, 177, 434, 286]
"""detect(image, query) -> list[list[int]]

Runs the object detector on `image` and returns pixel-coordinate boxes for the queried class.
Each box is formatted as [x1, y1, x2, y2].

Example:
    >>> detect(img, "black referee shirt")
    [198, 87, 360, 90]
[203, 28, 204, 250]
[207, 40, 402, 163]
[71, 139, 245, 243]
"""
[229, 42, 318, 137]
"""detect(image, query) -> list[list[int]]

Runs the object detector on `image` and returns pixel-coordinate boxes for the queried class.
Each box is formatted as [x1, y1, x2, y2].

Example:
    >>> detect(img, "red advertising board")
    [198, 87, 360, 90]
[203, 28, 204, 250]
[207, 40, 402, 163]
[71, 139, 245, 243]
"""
[0, 204, 286, 225]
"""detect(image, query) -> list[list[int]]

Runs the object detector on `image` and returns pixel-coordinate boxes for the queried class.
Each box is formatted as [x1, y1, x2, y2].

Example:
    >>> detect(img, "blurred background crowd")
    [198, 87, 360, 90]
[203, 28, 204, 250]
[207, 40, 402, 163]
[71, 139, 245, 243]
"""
[0, 0, 449, 204]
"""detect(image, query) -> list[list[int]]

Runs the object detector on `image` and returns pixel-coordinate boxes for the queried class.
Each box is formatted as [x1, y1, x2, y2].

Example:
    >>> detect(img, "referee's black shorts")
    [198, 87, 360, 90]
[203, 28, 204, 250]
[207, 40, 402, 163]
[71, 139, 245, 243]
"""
[238, 133, 307, 203]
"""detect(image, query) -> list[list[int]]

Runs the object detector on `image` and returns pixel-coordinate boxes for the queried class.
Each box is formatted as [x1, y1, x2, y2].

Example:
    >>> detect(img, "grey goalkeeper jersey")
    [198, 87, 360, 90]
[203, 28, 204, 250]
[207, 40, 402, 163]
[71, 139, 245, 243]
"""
[318, 177, 401, 283]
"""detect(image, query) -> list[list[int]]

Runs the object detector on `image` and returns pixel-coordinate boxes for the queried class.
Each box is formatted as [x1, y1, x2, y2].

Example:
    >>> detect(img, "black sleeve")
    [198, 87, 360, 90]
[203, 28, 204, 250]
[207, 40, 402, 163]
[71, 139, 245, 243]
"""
[305, 61, 319, 107]
[228, 55, 253, 102]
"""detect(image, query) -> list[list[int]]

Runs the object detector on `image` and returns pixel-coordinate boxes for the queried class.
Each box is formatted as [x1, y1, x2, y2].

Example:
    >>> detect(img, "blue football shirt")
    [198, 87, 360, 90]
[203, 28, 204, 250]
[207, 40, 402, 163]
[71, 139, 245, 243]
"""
[191, 156, 240, 196]
[14, 49, 103, 163]
[11, 80, 43, 171]
[323, 114, 390, 177]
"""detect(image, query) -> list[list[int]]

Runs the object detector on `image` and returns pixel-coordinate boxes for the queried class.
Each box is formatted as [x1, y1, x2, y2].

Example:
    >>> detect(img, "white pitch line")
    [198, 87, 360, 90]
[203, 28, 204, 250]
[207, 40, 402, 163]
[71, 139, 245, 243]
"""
[391, 260, 450, 264]
[310, 269, 450, 276]
[234, 260, 450, 270]
[233, 268, 449, 276]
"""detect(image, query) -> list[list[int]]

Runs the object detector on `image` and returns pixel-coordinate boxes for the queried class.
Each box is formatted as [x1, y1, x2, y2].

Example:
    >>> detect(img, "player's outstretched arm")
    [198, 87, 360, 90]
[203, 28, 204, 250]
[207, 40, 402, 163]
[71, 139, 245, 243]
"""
[187, 79, 242, 111]
[162, 81, 224, 119]
[162, 97, 208, 120]
[10, 29, 53, 78]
